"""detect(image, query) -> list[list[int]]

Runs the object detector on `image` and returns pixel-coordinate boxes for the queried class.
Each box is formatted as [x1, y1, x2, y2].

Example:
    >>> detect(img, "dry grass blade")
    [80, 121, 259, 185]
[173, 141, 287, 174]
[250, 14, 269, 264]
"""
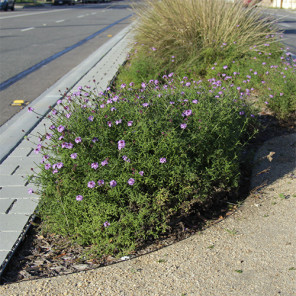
[131, 0, 279, 69]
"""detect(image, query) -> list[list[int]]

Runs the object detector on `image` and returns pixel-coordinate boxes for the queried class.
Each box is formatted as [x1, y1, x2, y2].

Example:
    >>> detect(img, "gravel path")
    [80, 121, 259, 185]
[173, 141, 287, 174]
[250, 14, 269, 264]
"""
[1, 133, 295, 296]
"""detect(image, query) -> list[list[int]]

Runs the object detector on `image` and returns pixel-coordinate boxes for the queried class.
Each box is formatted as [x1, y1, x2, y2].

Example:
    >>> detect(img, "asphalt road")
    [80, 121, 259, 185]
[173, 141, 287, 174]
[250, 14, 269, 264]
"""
[0, 1, 134, 126]
[262, 8, 296, 55]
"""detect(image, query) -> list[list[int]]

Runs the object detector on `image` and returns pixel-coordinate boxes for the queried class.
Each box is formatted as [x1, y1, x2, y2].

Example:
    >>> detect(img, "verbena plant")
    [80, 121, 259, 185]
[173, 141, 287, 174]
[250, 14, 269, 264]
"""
[204, 44, 296, 119]
[29, 77, 257, 257]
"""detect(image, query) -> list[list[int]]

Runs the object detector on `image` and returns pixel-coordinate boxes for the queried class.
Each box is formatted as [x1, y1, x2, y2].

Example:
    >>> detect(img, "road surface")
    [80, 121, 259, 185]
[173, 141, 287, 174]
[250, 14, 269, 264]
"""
[0, 1, 134, 126]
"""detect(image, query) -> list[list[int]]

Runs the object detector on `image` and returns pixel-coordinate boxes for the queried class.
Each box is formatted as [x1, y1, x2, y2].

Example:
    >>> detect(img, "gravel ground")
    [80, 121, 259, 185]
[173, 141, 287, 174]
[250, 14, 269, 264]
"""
[0, 132, 295, 296]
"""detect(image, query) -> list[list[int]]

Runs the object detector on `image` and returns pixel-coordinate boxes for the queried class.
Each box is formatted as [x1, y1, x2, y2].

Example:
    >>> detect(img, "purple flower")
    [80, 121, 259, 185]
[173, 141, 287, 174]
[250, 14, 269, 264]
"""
[101, 159, 108, 166]
[91, 162, 99, 170]
[141, 82, 146, 89]
[107, 121, 112, 127]
[122, 155, 130, 162]
[223, 65, 228, 70]
[192, 99, 198, 104]
[46, 133, 53, 140]
[110, 107, 116, 112]
[49, 125, 56, 130]
[28, 107, 34, 112]
[75, 137, 82, 143]
[44, 163, 51, 170]
[160, 158, 167, 163]
[127, 121, 133, 127]
[128, 178, 135, 186]
[110, 180, 117, 187]
[71, 153, 77, 159]
[98, 179, 104, 186]
[142, 103, 149, 107]
[88, 116, 94, 121]
[121, 83, 126, 89]
[139, 171, 144, 176]
[182, 109, 192, 117]
[180, 123, 187, 129]
[57, 125, 65, 133]
[76, 195, 83, 201]
[239, 111, 245, 116]
[52, 169, 58, 174]
[116, 119, 122, 125]
[28, 188, 34, 194]
[88, 181, 96, 188]
[66, 113, 72, 118]
[56, 162, 64, 169]
[92, 137, 98, 143]
[42, 155, 49, 161]
[118, 140, 125, 150]
[103, 221, 110, 227]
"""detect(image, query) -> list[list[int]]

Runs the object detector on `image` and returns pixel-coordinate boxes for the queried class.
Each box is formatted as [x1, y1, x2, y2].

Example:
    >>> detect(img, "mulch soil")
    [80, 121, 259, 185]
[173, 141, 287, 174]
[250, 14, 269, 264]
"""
[1, 111, 295, 285]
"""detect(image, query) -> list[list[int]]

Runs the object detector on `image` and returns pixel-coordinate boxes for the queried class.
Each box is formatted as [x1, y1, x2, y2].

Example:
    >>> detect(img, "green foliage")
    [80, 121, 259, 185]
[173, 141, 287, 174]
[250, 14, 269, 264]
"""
[30, 78, 257, 257]
[118, 38, 296, 120]
[116, 0, 296, 120]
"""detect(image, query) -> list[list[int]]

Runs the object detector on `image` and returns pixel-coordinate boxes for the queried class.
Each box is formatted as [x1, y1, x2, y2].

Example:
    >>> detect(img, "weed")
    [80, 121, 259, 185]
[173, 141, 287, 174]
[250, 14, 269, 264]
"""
[225, 228, 238, 235]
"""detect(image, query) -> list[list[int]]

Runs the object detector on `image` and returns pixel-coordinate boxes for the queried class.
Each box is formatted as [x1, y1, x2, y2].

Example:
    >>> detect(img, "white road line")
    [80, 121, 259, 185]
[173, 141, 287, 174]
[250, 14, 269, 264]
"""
[77, 15, 84, 18]
[280, 23, 292, 28]
[21, 27, 35, 32]
[56, 19, 65, 23]
[0, 9, 70, 20]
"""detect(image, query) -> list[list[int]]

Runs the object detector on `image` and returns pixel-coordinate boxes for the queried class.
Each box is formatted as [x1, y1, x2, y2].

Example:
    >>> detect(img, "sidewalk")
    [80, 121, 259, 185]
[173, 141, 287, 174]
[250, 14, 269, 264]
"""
[0, 23, 134, 277]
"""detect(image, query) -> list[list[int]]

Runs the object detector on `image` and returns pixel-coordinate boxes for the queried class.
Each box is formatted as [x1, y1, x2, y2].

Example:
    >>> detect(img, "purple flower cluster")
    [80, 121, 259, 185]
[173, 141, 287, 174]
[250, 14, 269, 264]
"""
[62, 142, 73, 149]
[118, 140, 125, 150]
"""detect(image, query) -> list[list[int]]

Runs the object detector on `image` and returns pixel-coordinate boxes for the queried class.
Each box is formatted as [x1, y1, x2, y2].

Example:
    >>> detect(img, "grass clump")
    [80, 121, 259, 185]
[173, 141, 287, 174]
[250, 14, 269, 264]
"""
[124, 0, 279, 80]
[29, 77, 256, 258]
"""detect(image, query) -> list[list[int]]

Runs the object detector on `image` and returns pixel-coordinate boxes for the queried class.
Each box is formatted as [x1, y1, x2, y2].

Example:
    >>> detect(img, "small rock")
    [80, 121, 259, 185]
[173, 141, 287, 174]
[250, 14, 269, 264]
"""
[73, 264, 88, 271]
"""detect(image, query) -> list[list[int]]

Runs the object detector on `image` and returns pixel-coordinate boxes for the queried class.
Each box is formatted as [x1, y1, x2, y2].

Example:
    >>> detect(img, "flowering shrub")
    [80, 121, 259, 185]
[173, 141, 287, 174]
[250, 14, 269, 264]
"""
[118, 41, 296, 120]
[30, 77, 257, 257]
